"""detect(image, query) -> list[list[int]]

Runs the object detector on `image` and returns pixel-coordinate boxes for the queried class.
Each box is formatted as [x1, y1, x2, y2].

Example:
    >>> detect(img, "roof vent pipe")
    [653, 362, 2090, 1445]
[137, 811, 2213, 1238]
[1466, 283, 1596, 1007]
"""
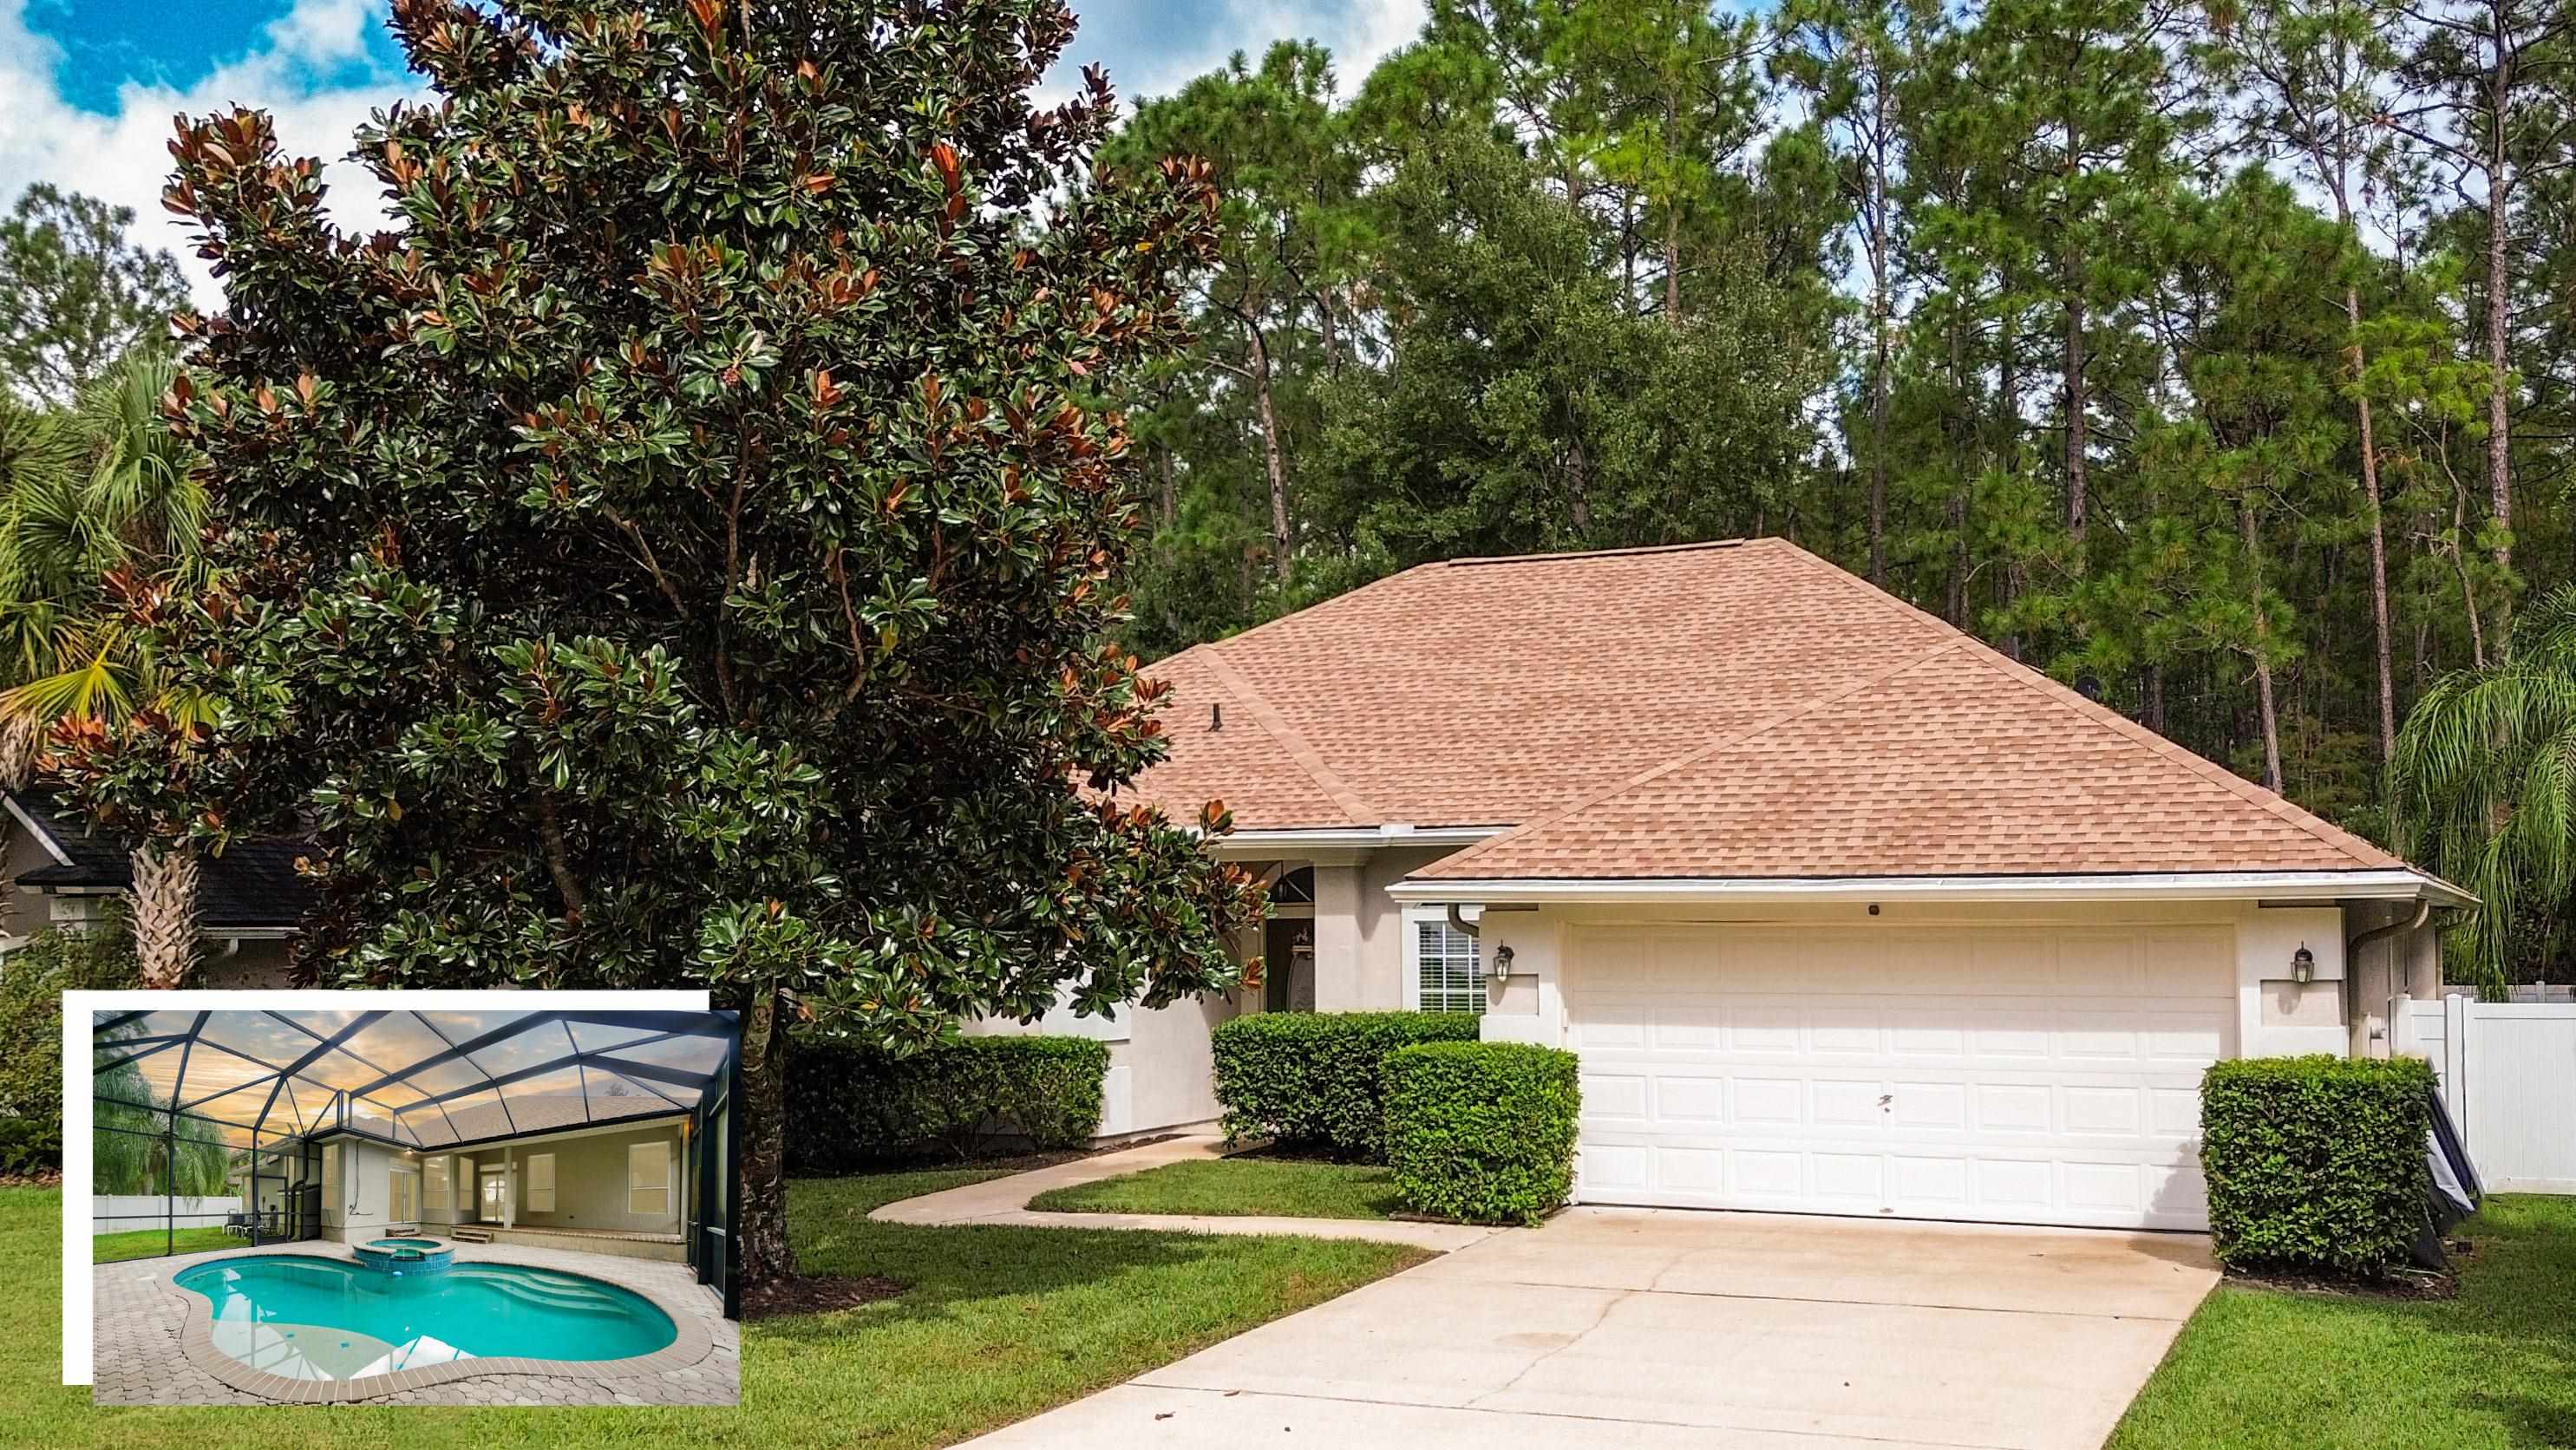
[1210, 702, 1222, 732]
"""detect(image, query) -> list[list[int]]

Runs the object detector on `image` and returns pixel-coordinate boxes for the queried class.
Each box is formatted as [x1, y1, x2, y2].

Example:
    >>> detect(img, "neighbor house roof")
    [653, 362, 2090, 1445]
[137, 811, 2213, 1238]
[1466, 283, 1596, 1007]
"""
[7, 788, 316, 929]
[1123, 537, 2421, 883]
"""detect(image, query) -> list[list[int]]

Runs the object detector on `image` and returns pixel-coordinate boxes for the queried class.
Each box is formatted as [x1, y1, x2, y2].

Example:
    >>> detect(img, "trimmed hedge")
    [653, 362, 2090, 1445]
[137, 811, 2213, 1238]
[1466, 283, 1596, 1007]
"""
[1383, 1041, 1580, 1225]
[1212, 1010, 1481, 1157]
[2200, 1054, 2436, 1277]
[786, 1035, 1110, 1174]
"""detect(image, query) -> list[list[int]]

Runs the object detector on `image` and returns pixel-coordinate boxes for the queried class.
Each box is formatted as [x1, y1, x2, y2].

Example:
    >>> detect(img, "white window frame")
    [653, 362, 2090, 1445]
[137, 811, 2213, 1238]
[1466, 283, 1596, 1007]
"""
[423, 1155, 449, 1209]
[526, 1153, 557, 1212]
[1403, 904, 1486, 1015]
[628, 1140, 671, 1217]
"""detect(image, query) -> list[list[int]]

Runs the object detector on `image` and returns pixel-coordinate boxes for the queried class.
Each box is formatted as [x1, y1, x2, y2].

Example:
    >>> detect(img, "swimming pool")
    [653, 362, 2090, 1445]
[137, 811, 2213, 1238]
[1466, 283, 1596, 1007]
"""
[173, 1254, 677, 1381]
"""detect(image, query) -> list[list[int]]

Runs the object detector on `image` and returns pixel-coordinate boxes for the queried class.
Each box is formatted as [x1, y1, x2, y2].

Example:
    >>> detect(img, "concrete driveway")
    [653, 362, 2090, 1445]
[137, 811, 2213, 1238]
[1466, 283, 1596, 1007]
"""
[958, 1207, 2219, 1450]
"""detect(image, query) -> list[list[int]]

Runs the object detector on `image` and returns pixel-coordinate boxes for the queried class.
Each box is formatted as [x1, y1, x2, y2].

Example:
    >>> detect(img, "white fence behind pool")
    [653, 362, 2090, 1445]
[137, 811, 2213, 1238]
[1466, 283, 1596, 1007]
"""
[2395, 995, 2576, 1194]
[92, 1195, 245, 1231]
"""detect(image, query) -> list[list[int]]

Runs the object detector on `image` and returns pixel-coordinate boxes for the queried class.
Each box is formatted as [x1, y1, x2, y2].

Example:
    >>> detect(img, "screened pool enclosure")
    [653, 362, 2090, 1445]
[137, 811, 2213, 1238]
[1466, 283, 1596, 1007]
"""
[92, 1007, 742, 1316]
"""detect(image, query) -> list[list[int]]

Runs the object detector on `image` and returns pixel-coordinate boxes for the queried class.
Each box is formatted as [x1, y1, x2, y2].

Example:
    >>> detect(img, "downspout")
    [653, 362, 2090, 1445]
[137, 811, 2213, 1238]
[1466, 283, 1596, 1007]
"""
[2348, 901, 2432, 1053]
[1446, 904, 1479, 940]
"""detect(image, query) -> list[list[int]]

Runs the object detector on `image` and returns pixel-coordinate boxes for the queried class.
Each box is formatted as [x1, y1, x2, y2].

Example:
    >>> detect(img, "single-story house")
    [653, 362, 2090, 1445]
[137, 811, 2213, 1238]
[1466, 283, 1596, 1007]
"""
[3, 787, 309, 987]
[1017, 538, 2465, 1232]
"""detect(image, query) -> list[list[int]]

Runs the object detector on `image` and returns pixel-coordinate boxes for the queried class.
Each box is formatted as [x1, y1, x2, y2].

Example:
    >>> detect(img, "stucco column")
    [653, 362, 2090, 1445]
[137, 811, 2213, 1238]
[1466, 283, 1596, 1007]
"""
[502, 1146, 515, 1229]
[1310, 862, 1364, 1011]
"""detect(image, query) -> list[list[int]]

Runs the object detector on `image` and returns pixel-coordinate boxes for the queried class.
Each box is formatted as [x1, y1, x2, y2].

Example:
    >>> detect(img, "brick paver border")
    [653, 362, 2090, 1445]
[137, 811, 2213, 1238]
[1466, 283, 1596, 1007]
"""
[96, 1238, 736, 1406]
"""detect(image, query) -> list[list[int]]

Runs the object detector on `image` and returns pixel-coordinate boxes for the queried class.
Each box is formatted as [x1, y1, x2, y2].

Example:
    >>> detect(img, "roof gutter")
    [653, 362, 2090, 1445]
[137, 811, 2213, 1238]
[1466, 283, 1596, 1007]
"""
[1389, 869, 2477, 910]
[1206, 825, 1504, 858]
[2349, 899, 2433, 957]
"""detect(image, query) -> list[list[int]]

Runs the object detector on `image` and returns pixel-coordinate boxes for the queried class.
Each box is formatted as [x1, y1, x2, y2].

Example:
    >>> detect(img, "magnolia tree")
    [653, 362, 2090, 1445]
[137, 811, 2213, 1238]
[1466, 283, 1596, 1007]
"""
[51, 0, 1265, 1288]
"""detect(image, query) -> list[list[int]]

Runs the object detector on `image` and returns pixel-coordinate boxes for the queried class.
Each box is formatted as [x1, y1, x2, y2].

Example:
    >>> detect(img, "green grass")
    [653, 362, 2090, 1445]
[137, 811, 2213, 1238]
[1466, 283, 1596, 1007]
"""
[2109, 1195, 2576, 1449]
[1029, 1156, 1404, 1220]
[14, 1170, 1426, 1447]
[91, 1225, 238, 1263]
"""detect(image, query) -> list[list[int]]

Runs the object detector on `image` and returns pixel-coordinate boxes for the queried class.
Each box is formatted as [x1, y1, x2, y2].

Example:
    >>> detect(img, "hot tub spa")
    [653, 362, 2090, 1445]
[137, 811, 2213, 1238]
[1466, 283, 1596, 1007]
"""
[173, 1254, 677, 1382]
[352, 1238, 455, 1273]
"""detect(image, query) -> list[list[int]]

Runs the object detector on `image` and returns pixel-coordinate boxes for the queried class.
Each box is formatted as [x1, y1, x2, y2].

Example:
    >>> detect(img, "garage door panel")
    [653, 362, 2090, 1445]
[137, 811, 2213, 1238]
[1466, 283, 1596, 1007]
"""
[1567, 924, 2231, 1231]
[1890, 1081, 1968, 1130]
[1653, 1074, 1728, 1123]
[1732, 1077, 1802, 1123]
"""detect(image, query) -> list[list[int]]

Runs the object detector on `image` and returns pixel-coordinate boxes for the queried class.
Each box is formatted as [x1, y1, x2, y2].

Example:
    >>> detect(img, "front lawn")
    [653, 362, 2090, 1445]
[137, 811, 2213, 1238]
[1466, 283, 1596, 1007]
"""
[1029, 1155, 1403, 1220]
[91, 1225, 238, 1263]
[13, 1170, 1426, 1447]
[2109, 1194, 2576, 1449]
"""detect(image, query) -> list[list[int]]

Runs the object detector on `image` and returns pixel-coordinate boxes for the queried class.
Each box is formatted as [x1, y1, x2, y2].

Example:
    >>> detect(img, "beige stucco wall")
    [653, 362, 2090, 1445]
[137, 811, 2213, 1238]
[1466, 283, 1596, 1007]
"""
[2343, 898, 2445, 1058]
[1, 831, 53, 942]
[366, 1123, 685, 1235]
[499, 1123, 687, 1234]
[321, 1139, 415, 1235]
[1313, 846, 1461, 1011]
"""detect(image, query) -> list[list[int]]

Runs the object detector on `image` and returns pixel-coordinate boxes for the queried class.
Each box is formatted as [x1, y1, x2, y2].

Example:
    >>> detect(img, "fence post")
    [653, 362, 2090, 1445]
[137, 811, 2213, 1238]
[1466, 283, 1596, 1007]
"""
[2444, 990, 2472, 1144]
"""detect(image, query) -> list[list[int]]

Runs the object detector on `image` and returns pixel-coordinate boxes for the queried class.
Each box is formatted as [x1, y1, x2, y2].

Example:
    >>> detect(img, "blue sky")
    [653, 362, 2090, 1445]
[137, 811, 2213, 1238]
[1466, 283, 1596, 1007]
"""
[1, 0, 1424, 306]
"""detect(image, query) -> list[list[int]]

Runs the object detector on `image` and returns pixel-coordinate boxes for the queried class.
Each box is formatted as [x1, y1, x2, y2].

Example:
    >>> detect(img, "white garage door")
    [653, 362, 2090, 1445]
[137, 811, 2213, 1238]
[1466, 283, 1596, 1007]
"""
[1566, 923, 2235, 1231]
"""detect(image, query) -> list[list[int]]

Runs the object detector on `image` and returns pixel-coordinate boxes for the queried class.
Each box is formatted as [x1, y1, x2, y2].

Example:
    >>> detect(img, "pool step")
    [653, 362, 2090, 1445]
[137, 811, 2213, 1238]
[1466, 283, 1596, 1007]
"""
[448, 1227, 494, 1244]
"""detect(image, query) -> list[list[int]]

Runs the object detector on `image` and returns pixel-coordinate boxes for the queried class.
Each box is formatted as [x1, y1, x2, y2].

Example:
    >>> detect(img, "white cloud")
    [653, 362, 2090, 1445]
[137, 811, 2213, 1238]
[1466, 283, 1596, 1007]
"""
[2, 0, 1431, 313]
[0, 0, 424, 311]
[1043, 0, 1424, 109]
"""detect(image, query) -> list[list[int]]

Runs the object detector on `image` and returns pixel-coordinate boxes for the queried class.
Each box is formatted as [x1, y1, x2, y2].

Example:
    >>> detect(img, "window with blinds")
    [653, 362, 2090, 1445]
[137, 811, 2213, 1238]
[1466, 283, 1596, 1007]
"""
[1415, 917, 1485, 1014]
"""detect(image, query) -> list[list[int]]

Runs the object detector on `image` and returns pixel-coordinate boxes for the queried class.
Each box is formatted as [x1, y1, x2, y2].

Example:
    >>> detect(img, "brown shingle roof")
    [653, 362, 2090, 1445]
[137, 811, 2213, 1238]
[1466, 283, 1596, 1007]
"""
[1124, 539, 1953, 830]
[1125, 537, 2409, 880]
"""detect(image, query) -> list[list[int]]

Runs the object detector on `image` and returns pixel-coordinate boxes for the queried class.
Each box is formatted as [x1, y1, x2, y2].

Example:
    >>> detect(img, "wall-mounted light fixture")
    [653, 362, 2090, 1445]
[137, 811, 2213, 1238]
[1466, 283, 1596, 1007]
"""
[2292, 944, 2316, 983]
[1486, 943, 1516, 983]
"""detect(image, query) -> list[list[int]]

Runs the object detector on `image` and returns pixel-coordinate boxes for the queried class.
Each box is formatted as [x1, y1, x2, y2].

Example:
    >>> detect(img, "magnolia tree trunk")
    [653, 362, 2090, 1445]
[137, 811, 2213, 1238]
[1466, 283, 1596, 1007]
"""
[739, 987, 796, 1290]
[131, 842, 201, 989]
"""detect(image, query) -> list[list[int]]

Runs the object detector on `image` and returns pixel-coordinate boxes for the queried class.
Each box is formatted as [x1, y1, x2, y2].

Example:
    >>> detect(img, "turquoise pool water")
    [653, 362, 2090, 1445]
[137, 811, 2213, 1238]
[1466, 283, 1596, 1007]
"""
[173, 1255, 677, 1381]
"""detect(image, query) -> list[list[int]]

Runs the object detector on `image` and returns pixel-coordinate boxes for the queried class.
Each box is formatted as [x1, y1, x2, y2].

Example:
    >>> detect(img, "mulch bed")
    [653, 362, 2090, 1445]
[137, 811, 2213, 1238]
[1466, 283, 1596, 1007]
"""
[0, 1170, 62, 1188]
[745, 1272, 908, 1320]
[2226, 1242, 2470, 1302]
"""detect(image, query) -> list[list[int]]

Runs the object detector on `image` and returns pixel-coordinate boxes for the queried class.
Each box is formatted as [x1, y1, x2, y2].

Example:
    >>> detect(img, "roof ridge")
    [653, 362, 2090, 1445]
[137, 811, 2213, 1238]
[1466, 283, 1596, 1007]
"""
[1428, 638, 1972, 877]
[1196, 643, 1382, 827]
[1446, 539, 1750, 567]
[1753, 540, 2402, 870]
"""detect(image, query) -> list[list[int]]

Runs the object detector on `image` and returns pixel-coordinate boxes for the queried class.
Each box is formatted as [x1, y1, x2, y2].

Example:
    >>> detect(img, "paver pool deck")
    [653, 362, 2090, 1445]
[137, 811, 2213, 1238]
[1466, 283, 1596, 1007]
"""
[91, 1236, 737, 1406]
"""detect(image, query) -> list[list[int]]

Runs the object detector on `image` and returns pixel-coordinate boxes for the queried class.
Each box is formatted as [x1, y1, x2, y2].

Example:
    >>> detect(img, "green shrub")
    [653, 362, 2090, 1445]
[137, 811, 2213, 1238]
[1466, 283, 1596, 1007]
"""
[1212, 1010, 1481, 1158]
[2200, 1054, 2435, 1277]
[1383, 1040, 1579, 1225]
[0, 1119, 55, 1178]
[786, 1035, 1109, 1173]
[0, 926, 142, 1171]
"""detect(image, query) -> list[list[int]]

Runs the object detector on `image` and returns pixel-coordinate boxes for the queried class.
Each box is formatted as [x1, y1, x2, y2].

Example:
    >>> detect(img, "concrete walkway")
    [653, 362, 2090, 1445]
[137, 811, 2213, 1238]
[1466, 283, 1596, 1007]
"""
[954, 1204, 2219, 1450]
[869, 1133, 1505, 1251]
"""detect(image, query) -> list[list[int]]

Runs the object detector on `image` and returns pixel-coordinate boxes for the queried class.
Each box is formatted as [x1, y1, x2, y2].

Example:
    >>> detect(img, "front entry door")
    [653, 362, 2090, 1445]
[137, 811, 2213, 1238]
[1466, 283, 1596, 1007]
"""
[479, 1169, 507, 1224]
[1263, 918, 1315, 1012]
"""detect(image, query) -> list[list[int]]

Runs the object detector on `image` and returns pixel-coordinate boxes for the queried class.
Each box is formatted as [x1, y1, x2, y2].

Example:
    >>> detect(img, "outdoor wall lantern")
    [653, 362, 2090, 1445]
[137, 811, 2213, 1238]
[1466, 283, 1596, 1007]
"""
[1486, 943, 1516, 983]
[2292, 944, 2316, 983]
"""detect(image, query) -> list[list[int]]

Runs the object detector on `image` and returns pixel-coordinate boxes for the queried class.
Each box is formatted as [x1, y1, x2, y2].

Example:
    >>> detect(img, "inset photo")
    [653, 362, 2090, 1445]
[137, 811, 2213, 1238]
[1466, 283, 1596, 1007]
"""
[80, 996, 740, 1406]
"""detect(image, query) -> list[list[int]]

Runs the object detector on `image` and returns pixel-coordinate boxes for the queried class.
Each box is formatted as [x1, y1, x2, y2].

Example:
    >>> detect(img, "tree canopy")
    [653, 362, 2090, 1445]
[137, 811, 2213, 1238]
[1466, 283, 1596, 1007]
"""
[51, 0, 1267, 1287]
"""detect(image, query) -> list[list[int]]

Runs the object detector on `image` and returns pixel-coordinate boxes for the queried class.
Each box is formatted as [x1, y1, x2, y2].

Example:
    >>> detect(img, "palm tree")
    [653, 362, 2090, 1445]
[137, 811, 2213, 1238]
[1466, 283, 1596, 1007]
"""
[0, 355, 209, 987]
[2391, 585, 2576, 997]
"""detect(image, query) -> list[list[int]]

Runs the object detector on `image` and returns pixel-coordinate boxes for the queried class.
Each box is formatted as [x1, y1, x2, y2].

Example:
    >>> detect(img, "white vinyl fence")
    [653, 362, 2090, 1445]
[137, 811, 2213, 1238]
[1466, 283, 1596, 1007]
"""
[92, 1195, 244, 1232]
[2395, 994, 2576, 1194]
